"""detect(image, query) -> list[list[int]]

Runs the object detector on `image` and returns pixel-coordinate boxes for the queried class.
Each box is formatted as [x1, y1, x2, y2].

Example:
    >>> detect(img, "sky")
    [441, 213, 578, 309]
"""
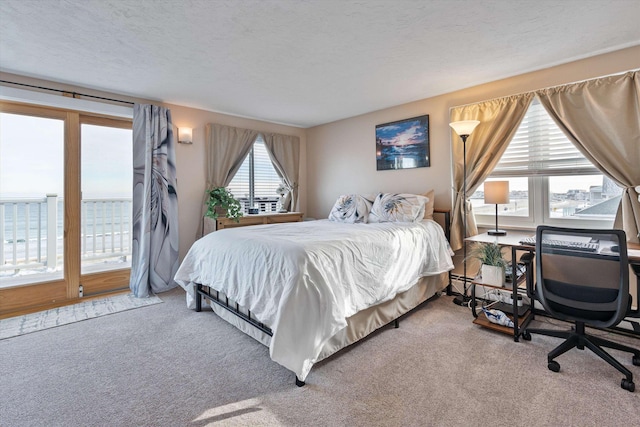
[376, 117, 428, 146]
[0, 113, 132, 199]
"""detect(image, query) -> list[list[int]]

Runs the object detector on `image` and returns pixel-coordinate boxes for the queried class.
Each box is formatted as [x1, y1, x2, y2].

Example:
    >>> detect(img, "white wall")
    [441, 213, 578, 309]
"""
[305, 46, 640, 220]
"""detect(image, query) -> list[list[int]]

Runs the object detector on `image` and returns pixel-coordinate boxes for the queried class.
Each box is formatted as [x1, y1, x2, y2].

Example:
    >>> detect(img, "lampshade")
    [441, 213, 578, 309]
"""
[178, 127, 193, 144]
[449, 120, 480, 137]
[484, 181, 510, 204]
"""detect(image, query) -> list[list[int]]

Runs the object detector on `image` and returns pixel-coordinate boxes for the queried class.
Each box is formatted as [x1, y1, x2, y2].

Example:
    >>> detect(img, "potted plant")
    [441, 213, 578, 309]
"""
[468, 242, 508, 287]
[205, 187, 243, 222]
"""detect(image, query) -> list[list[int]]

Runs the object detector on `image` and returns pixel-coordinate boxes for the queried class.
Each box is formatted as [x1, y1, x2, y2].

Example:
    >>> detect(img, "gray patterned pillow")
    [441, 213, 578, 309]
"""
[328, 194, 372, 223]
[369, 193, 428, 223]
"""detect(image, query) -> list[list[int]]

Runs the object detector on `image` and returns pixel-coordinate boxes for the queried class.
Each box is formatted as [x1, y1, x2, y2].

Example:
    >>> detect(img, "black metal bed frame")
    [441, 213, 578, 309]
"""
[193, 210, 452, 386]
[195, 285, 273, 337]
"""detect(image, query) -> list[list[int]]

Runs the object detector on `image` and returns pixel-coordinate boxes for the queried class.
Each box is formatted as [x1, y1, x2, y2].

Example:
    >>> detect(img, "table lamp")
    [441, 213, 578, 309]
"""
[484, 180, 509, 236]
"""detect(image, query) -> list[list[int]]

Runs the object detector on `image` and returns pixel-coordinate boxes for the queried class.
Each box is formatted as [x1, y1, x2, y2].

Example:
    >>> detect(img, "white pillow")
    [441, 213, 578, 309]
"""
[328, 194, 372, 223]
[369, 193, 428, 223]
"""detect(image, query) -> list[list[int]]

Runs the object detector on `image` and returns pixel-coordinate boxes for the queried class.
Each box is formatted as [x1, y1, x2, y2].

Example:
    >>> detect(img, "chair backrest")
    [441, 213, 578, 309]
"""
[535, 225, 629, 329]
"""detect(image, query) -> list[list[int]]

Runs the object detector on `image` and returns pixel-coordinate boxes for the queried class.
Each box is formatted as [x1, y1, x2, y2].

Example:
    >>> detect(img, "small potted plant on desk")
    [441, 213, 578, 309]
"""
[468, 242, 508, 287]
[204, 187, 243, 233]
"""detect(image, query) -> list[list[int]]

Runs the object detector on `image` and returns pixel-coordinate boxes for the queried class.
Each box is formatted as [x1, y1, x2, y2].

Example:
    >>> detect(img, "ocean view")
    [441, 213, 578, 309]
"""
[1, 198, 132, 279]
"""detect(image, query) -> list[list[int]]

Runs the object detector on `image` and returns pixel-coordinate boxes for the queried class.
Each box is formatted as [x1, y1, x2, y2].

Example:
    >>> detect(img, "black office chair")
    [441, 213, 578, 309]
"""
[524, 226, 640, 392]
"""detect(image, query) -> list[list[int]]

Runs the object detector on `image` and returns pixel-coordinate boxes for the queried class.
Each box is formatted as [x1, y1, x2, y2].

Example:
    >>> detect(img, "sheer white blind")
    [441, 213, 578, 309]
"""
[491, 99, 598, 177]
[227, 136, 281, 200]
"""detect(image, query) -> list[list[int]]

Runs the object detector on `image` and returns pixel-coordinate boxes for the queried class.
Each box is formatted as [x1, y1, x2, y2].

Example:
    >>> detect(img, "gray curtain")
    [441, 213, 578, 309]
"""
[196, 123, 258, 237]
[262, 133, 300, 211]
[129, 104, 179, 298]
[537, 71, 640, 243]
[449, 93, 534, 251]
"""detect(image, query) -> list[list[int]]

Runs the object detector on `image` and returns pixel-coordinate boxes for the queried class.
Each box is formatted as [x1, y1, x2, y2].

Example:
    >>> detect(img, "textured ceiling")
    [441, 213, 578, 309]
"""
[1, 0, 639, 128]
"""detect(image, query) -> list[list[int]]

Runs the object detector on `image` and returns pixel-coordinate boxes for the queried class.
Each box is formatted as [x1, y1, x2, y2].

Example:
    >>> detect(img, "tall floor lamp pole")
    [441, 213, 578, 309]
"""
[449, 120, 480, 306]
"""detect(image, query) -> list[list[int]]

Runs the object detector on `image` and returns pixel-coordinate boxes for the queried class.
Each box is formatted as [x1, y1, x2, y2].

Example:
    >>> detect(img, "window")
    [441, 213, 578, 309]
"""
[473, 99, 622, 229]
[227, 136, 282, 212]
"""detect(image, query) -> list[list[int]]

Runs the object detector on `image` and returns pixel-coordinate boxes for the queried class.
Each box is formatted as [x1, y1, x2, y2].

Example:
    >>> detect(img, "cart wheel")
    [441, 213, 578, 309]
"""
[621, 379, 635, 392]
[548, 360, 560, 372]
[522, 331, 532, 341]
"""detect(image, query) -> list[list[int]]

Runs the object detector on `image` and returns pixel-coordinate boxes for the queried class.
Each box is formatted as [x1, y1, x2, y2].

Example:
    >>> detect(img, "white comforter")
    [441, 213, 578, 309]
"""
[174, 219, 454, 381]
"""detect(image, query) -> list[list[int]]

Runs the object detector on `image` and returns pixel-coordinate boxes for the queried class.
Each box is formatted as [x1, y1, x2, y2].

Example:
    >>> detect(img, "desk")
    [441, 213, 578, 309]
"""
[466, 232, 536, 341]
[466, 232, 640, 342]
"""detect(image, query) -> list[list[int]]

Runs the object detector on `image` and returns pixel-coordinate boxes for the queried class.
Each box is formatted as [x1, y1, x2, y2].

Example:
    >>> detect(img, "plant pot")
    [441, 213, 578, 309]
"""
[215, 206, 227, 217]
[481, 264, 505, 287]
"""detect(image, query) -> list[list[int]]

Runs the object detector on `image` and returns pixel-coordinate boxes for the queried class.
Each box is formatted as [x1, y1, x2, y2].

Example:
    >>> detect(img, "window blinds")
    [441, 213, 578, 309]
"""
[227, 136, 281, 200]
[253, 139, 281, 198]
[491, 99, 598, 177]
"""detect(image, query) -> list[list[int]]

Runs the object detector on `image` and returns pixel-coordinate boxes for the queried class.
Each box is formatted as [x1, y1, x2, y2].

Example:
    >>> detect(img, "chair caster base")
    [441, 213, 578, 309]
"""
[621, 379, 635, 392]
[295, 376, 305, 387]
[548, 360, 560, 372]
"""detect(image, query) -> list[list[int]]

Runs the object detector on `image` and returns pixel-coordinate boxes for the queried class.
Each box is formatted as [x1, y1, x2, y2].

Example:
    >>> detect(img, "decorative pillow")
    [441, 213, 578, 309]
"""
[369, 193, 428, 223]
[422, 189, 435, 220]
[328, 194, 372, 223]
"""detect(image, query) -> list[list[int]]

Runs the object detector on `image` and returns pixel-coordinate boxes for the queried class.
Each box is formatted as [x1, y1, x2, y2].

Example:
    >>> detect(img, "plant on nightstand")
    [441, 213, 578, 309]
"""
[205, 187, 243, 222]
[468, 242, 508, 286]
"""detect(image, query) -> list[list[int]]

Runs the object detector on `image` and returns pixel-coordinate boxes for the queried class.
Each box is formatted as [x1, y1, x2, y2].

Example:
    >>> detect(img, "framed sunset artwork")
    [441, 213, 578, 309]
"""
[375, 115, 430, 171]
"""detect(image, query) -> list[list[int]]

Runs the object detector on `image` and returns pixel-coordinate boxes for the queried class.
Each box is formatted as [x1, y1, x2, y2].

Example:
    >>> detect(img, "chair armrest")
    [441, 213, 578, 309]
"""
[629, 263, 640, 318]
[519, 252, 535, 299]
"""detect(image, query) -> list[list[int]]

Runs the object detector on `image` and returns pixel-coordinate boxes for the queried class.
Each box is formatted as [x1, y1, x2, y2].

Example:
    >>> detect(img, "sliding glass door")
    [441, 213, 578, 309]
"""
[0, 102, 132, 316]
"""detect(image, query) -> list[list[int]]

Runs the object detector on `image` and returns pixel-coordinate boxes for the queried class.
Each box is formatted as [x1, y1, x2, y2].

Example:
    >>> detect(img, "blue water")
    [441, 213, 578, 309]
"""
[376, 143, 429, 170]
[2, 201, 131, 243]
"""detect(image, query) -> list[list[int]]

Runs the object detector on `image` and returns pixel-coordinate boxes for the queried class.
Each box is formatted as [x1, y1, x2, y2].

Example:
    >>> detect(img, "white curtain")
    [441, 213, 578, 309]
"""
[449, 94, 534, 251]
[196, 123, 258, 237]
[536, 71, 640, 243]
[262, 133, 300, 211]
[129, 104, 179, 297]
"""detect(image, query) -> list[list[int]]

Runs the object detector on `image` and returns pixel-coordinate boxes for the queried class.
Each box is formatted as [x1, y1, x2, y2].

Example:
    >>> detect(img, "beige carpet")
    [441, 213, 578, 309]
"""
[1, 287, 638, 426]
[0, 293, 162, 339]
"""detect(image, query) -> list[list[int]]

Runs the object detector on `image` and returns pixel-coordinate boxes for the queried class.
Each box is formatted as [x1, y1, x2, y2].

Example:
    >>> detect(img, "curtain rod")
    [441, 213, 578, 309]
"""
[449, 68, 639, 111]
[0, 79, 135, 106]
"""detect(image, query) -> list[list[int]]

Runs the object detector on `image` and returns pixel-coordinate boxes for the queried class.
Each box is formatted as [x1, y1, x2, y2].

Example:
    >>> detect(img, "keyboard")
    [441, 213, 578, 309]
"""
[518, 237, 599, 252]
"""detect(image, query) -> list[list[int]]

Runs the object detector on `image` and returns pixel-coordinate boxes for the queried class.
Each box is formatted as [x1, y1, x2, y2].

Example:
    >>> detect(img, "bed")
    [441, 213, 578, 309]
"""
[175, 197, 453, 385]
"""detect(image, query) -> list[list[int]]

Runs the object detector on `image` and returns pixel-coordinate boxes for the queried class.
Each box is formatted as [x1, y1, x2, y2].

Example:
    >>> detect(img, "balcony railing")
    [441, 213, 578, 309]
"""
[1, 195, 132, 276]
[238, 197, 279, 213]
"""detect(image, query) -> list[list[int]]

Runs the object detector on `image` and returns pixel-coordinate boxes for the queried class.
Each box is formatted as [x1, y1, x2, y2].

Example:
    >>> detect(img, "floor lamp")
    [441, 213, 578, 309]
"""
[449, 120, 480, 306]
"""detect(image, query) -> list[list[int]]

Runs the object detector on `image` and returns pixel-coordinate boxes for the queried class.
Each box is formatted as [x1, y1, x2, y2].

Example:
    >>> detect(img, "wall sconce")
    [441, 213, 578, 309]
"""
[484, 180, 509, 236]
[178, 127, 193, 144]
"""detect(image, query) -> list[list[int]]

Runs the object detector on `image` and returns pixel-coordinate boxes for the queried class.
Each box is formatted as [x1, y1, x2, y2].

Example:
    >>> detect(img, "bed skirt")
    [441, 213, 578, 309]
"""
[206, 272, 448, 366]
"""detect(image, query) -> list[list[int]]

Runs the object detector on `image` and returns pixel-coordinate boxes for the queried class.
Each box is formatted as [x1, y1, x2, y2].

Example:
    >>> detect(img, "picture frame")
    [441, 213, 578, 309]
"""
[375, 114, 430, 171]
